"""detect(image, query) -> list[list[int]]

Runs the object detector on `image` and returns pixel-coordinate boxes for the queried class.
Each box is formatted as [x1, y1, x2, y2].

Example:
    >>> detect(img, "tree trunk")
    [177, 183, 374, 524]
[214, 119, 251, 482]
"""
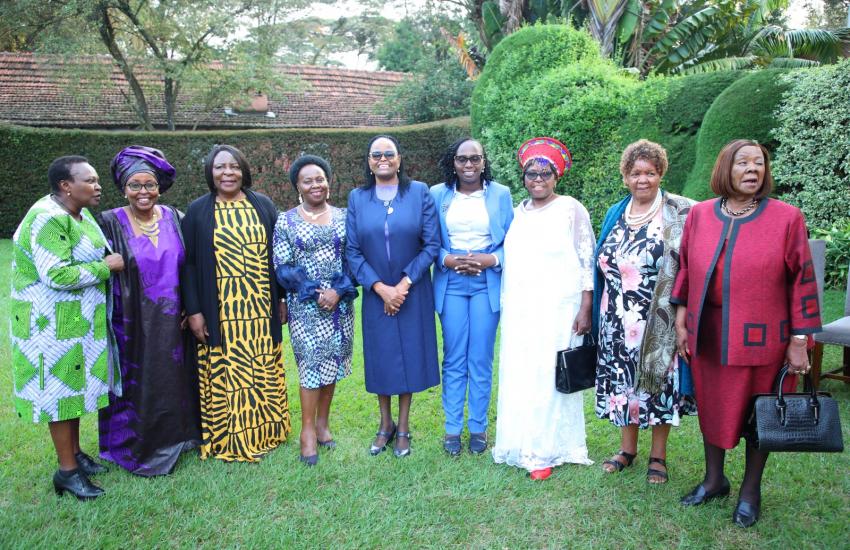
[94, 4, 152, 130]
[500, 0, 525, 34]
[164, 76, 176, 131]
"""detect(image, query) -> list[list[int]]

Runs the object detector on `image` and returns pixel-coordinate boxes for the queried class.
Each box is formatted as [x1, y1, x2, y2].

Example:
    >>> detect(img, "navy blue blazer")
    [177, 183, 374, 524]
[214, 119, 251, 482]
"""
[430, 180, 514, 314]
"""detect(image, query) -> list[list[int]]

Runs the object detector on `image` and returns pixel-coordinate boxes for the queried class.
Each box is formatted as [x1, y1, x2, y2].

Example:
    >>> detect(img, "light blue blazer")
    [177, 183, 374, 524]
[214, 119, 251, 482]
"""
[430, 180, 514, 314]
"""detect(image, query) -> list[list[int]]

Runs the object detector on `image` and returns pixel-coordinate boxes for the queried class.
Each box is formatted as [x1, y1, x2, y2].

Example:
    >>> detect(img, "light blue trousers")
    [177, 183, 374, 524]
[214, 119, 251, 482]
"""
[439, 266, 500, 435]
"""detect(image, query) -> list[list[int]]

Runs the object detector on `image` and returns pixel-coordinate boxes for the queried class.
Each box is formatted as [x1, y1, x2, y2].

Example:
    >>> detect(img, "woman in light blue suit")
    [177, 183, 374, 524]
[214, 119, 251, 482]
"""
[346, 135, 441, 458]
[430, 138, 514, 456]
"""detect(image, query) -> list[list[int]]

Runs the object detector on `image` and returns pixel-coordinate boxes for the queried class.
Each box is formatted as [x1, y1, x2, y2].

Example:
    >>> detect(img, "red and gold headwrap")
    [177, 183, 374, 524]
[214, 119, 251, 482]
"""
[517, 137, 572, 177]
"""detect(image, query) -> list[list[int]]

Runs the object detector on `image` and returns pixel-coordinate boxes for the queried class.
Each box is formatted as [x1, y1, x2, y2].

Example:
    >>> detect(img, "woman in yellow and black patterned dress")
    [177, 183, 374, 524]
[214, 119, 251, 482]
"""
[182, 144, 291, 462]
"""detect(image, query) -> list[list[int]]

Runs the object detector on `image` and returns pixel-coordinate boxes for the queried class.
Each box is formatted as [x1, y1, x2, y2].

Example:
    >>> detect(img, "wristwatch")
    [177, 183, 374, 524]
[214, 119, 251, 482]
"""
[404, 276, 413, 285]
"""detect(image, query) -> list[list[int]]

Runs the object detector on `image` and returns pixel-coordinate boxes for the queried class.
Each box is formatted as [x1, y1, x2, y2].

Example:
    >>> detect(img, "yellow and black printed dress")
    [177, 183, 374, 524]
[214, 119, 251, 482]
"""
[198, 199, 291, 462]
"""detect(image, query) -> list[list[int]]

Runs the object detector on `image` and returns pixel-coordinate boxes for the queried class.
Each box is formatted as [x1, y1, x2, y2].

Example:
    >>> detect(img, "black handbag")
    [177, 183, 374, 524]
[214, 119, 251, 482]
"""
[744, 365, 844, 453]
[555, 335, 597, 394]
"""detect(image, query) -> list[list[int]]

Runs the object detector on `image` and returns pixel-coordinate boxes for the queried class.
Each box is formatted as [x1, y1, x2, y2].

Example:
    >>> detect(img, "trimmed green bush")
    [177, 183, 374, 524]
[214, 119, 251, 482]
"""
[471, 23, 601, 137]
[682, 69, 790, 201]
[472, 25, 641, 226]
[0, 118, 470, 238]
[774, 60, 850, 233]
[619, 71, 743, 195]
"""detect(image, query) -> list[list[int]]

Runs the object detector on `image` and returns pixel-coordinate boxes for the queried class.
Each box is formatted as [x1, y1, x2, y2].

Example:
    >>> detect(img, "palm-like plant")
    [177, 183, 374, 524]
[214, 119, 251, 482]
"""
[620, 0, 850, 76]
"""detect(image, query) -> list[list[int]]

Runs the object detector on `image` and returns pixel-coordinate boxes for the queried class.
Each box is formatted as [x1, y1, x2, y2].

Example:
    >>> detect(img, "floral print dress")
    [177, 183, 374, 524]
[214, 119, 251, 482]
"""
[595, 208, 695, 428]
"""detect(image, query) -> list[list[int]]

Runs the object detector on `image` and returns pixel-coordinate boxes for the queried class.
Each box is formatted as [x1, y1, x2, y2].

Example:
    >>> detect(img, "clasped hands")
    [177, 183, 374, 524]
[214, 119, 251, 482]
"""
[374, 278, 410, 316]
[444, 252, 495, 276]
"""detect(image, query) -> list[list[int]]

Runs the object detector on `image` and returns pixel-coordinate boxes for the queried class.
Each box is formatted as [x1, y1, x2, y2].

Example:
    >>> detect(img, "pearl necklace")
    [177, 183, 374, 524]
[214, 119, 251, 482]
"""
[132, 207, 160, 243]
[721, 197, 758, 217]
[300, 203, 330, 221]
[625, 192, 661, 228]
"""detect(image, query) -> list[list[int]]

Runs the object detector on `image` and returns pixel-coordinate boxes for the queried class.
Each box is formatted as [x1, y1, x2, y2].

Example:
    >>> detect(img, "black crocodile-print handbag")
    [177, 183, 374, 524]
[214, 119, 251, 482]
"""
[745, 365, 844, 453]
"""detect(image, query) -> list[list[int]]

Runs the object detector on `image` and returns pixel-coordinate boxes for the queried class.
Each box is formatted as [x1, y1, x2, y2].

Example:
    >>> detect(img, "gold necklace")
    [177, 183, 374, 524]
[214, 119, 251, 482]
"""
[131, 207, 160, 242]
[300, 203, 330, 221]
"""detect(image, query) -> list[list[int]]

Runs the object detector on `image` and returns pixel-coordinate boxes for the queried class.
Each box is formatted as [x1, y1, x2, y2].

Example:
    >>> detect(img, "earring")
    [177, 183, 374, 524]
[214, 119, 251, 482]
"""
[67, 192, 71, 196]
[326, 190, 330, 201]
[298, 194, 303, 204]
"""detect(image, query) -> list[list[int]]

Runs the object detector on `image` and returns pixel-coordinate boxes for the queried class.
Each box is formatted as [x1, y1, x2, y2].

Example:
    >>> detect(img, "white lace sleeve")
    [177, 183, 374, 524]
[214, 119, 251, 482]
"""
[572, 199, 596, 291]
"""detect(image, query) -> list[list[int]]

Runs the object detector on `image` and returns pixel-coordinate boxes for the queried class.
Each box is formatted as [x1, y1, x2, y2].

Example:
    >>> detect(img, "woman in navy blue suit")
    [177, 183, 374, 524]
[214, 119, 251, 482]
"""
[430, 138, 514, 456]
[346, 135, 441, 458]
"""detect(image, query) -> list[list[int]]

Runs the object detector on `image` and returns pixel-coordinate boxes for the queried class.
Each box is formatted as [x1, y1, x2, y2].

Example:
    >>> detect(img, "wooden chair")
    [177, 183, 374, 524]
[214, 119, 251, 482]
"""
[810, 240, 850, 389]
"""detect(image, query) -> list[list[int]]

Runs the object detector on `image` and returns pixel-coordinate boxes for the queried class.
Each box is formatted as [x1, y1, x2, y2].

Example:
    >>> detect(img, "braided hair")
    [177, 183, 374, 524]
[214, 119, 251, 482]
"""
[438, 137, 492, 188]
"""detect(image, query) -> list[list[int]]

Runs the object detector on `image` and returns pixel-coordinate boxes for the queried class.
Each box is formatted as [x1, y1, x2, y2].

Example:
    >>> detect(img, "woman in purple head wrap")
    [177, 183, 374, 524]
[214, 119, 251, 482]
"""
[96, 145, 200, 476]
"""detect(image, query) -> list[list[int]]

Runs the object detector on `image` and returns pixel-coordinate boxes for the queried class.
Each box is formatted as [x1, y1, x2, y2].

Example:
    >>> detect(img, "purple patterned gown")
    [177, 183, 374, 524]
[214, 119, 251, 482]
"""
[97, 206, 200, 476]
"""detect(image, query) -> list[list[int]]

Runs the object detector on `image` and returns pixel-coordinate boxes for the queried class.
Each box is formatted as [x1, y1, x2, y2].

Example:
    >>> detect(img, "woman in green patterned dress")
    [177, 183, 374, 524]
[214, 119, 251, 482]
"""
[182, 145, 291, 462]
[11, 156, 125, 500]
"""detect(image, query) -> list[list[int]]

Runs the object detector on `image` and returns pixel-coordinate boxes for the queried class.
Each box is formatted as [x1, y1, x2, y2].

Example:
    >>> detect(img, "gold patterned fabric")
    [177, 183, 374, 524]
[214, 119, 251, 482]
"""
[198, 199, 290, 462]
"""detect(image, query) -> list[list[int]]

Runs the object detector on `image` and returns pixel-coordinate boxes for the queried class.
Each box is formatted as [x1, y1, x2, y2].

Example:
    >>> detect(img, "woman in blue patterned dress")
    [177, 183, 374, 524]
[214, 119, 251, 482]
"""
[273, 155, 357, 466]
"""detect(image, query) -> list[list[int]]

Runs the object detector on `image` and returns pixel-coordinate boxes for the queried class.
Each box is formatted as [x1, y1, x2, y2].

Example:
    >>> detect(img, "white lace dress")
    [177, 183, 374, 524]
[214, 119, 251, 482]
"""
[492, 195, 595, 471]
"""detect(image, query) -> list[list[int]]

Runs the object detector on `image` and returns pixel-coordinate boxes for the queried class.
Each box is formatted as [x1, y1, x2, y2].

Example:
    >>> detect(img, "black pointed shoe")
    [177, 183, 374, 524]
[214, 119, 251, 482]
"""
[53, 469, 104, 500]
[732, 499, 760, 528]
[680, 477, 731, 506]
[74, 451, 108, 476]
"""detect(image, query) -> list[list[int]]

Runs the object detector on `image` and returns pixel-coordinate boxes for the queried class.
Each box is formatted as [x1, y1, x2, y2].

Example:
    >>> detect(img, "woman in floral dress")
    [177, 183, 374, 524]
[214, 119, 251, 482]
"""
[593, 140, 696, 483]
[273, 155, 356, 466]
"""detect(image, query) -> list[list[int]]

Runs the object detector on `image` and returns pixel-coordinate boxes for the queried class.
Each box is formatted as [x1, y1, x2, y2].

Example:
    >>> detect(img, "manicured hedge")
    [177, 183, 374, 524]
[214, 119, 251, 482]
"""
[0, 118, 470, 238]
[619, 71, 743, 195]
[681, 69, 791, 201]
[774, 59, 850, 233]
[471, 25, 640, 227]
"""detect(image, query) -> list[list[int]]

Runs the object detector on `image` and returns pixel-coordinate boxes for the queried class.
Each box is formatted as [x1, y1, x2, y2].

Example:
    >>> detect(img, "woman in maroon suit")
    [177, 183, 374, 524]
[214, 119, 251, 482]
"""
[671, 139, 821, 528]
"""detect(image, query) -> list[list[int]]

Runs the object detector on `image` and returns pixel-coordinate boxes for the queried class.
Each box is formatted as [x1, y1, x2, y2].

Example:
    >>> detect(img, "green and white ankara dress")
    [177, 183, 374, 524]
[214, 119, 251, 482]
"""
[10, 195, 120, 423]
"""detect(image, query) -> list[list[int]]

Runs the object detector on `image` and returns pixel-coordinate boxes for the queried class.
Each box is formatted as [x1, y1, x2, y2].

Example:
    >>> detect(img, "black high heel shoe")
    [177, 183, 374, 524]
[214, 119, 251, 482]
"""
[74, 451, 108, 476]
[53, 469, 104, 500]
[393, 432, 412, 458]
[680, 477, 731, 506]
[732, 499, 760, 528]
[369, 423, 396, 456]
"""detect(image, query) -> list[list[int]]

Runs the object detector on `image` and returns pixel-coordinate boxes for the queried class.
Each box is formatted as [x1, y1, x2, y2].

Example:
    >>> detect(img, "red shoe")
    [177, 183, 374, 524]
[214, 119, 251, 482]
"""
[530, 467, 553, 480]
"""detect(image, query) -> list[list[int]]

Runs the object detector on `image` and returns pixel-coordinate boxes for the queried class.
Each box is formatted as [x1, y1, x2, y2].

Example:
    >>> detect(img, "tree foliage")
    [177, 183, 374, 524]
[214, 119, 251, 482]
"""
[0, 0, 311, 131]
[774, 59, 850, 233]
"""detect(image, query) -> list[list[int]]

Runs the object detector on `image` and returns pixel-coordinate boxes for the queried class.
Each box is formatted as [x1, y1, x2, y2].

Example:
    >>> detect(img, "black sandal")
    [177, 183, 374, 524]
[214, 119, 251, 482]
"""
[647, 457, 669, 484]
[602, 450, 636, 473]
[369, 423, 396, 456]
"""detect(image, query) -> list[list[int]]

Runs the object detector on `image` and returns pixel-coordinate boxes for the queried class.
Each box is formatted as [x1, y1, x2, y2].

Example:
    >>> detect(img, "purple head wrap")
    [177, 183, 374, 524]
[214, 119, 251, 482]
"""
[110, 145, 176, 193]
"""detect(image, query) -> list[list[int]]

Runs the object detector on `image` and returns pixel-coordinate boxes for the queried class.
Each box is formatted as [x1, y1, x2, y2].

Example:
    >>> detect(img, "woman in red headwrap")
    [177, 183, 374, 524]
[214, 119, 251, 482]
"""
[491, 137, 595, 480]
[97, 146, 200, 476]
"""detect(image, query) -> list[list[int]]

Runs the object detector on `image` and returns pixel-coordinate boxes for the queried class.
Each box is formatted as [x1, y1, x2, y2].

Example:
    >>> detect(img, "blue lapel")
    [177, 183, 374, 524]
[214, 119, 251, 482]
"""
[484, 182, 504, 245]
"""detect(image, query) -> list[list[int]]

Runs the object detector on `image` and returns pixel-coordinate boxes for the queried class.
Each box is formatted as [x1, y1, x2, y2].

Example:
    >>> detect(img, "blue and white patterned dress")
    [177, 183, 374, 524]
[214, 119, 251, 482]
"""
[273, 207, 356, 389]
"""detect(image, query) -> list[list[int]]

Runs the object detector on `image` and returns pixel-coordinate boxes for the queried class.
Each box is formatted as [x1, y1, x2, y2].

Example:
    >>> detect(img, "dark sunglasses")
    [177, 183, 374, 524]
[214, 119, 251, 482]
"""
[369, 150, 397, 160]
[454, 154, 484, 165]
[523, 170, 555, 181]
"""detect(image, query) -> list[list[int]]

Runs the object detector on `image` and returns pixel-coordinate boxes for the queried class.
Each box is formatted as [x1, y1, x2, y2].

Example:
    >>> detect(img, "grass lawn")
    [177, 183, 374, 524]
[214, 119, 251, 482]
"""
[0, 237, 848, 548]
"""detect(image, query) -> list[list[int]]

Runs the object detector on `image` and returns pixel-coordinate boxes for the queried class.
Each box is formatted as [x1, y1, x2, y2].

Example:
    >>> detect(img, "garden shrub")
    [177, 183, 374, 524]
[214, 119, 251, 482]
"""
[773, 59, 850, 233]
[0, 118, 470, 238]
[471, 23, 600, 137]
[472, 25, 641, 227]
[619, 71, 743, 195]
[682, 69, 791, 201]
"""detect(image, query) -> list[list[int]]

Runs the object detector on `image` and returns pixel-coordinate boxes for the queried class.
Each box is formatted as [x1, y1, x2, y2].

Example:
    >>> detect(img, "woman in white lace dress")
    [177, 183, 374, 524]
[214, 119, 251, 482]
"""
[492, 137, 595, 480]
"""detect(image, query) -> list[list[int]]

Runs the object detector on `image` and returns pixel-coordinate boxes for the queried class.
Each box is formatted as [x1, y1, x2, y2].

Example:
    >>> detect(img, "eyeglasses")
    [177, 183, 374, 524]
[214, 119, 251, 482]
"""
[126, 182, 159, 192]
[300, 176, 327, 186]
[369, 150, 397, 160]
[454, 155, 483, 165]
[523, 170, 555, 181]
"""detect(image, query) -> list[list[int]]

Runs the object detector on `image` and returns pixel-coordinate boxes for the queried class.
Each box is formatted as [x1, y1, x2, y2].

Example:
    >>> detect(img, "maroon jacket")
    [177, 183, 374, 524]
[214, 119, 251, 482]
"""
[671, 198, 821, 366]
